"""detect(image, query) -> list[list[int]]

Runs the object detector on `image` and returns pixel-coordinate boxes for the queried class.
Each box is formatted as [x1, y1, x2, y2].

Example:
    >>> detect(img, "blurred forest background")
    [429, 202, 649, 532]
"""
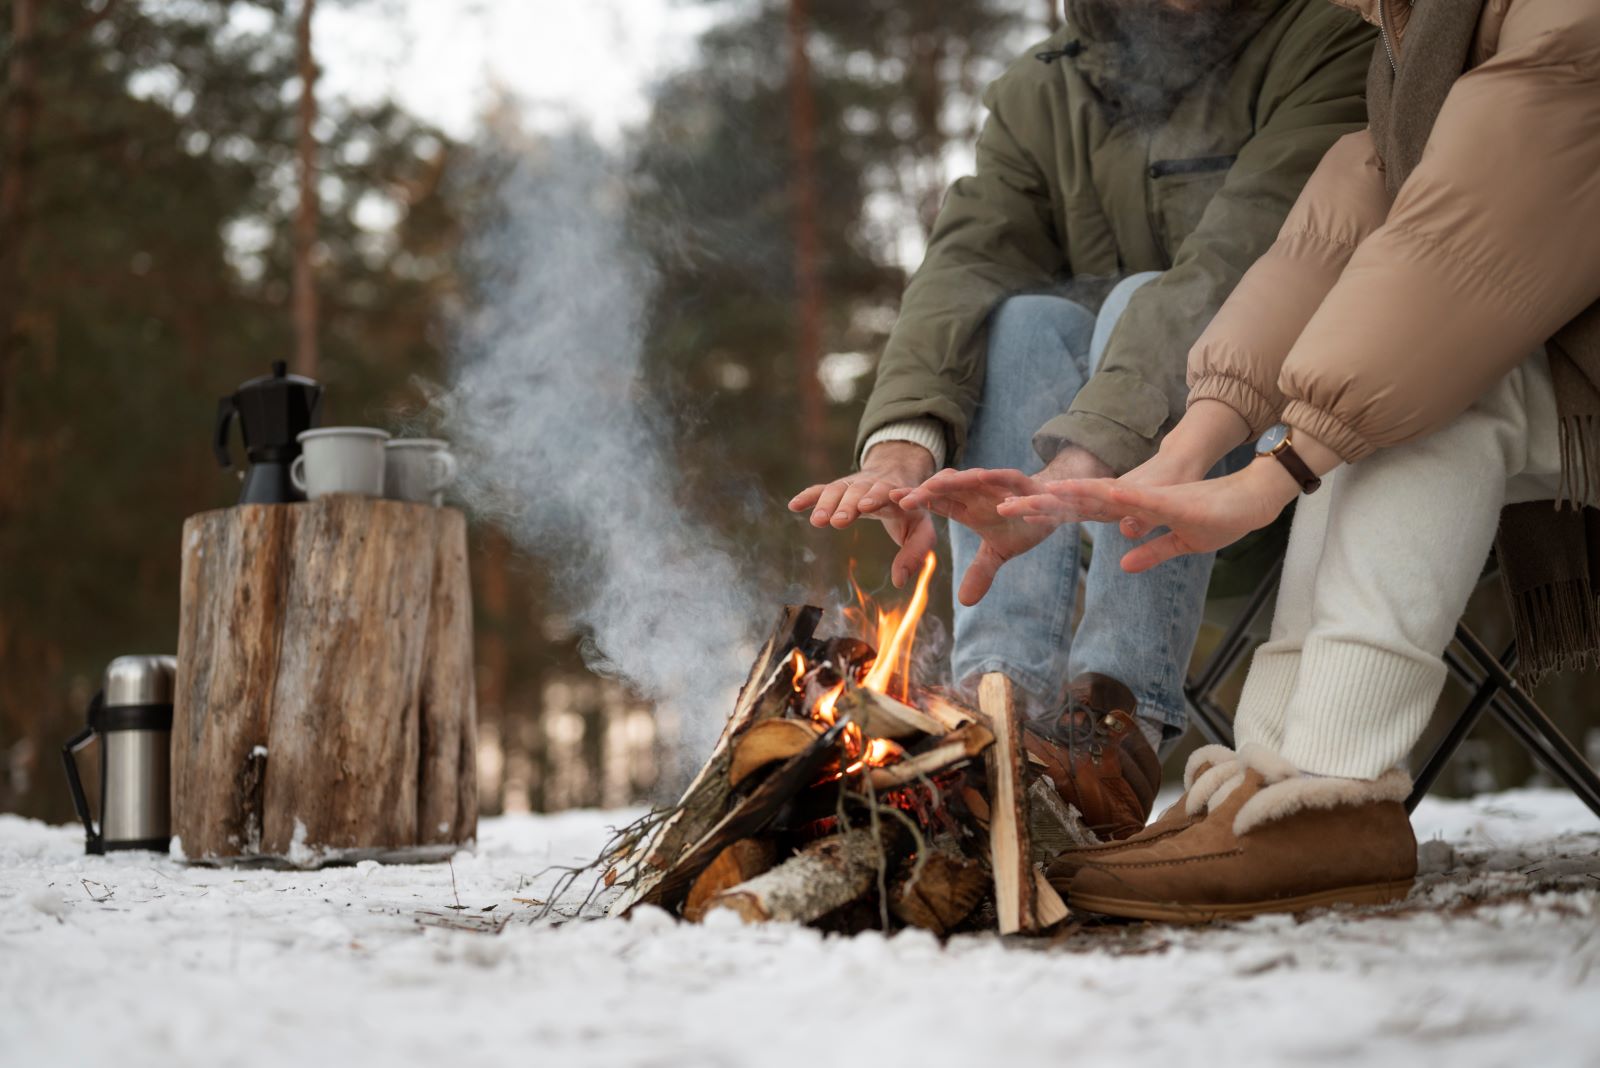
[2, 0, 1592, 823]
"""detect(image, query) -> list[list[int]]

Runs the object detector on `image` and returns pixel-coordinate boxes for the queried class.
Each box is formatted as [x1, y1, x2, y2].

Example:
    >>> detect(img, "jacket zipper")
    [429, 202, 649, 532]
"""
[1378, 0, 1398, 72]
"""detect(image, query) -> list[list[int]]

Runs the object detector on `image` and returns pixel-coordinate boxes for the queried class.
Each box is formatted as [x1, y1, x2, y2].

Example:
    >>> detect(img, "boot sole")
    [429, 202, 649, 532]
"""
[1070, 879, 1414, 924]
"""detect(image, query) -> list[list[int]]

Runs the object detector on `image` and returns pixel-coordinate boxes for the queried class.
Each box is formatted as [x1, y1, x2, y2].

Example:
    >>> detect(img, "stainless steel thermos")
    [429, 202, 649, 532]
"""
[61, 655, 176, 854]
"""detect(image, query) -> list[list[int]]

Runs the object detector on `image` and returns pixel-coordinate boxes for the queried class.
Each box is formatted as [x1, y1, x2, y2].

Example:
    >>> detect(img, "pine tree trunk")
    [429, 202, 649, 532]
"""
[172, 498, 476, 865]
[292, 0, 321, 378]
[0, 0, 41, 520]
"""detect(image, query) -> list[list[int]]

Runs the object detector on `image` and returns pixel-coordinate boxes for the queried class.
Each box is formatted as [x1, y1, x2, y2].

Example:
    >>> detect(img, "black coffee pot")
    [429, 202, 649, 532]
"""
[214, 361, 324, 504]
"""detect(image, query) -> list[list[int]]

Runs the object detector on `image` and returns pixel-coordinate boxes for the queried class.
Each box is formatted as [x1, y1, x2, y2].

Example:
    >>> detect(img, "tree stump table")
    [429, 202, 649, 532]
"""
[173, 497, 477, 867]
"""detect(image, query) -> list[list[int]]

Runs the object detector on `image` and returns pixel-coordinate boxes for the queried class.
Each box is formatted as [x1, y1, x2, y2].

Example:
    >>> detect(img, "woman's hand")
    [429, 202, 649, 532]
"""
[1046, 458, 1302, 572]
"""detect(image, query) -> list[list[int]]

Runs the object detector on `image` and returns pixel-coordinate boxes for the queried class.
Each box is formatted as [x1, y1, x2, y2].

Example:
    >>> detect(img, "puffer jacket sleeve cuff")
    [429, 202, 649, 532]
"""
[1186, 374, 1283, 438]
[1282, 399, 1375, 464]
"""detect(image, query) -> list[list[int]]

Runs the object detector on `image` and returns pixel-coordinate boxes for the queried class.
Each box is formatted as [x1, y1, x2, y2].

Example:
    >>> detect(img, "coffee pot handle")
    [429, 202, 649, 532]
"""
[60, 692, 103, 852]
[214, 396, 239, 469]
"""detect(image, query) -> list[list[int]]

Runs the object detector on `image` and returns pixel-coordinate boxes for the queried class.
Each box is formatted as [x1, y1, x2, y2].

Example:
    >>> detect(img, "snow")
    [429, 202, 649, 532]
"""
[2, 791, 1597, 1068]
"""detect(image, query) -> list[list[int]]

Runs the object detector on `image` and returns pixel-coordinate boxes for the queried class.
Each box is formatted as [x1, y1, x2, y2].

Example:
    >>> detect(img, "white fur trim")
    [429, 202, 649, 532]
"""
[1235, 742, 1300, 784]
[1186, 762, 1244, 816]
[1183, 744, 1237, 789]
[1232, 768, 1413, 836]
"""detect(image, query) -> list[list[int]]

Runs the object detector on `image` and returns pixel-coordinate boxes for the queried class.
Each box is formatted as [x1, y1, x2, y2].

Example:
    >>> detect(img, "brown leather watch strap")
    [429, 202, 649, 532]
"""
[1270, 436, 1322, 494]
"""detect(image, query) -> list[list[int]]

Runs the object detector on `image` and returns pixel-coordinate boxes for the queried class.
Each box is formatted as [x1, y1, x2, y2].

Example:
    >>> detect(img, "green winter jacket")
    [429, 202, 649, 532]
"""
[857, 0, 1376, 474]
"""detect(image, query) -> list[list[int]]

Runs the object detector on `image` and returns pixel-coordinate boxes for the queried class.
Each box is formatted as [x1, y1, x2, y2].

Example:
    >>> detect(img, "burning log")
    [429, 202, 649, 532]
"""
[683, 839, 777, 922]
[890, 841, 987, 935]
[729, 718, 823, 788]
[980, 673, 1069, 933]
[612, 606, 820, 912]
[638, 721, 846, 911]
[834, 685, 946, 740]
[862, 722, 994, 791]
[707, 827, 891, 925]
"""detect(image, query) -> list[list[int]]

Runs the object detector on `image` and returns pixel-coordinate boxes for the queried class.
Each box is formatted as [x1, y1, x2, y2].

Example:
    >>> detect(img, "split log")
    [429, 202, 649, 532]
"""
[979, 673, 1067, 933]
[862, 722, 994, 791]
[921, 690, 985, 733]
[1028, 777, 1101, 863]
[834, 685, 946, 740]
[890, 843, 987, 935]
[708, 827, 888, 925]
[172, 498, 476, 865]
[611, 605, 819, 913]
[683, 839, 777, 922]
[729, 718, 823, 788]
[639, 721, 845, 911]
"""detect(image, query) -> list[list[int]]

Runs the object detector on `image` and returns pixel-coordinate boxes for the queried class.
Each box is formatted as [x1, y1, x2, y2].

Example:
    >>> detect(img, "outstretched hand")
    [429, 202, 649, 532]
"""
[893, 447, 1112, 606]
[788, 441, 938, 587]
[1040, 462, 1296, 572]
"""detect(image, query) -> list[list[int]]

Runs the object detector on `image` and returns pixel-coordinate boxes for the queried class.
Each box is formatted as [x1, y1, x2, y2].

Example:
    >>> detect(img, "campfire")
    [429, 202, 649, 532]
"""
[608, 554, 1093, 935]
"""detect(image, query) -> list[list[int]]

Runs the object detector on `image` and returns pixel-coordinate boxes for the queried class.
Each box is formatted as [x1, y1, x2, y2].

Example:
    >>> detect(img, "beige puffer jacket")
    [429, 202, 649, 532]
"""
[1186, 0, 1600, 463]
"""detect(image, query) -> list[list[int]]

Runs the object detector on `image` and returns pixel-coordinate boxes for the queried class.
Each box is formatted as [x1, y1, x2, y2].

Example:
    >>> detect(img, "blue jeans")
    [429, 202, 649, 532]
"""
[949, 275, 1251, 750]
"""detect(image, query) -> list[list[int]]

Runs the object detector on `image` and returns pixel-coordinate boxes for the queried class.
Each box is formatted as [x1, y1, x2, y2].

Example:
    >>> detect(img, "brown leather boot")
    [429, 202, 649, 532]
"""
[1068, 745, 1418, 923]
[1045, 743, 1239, 888]
[1023, 673, 1162, 841]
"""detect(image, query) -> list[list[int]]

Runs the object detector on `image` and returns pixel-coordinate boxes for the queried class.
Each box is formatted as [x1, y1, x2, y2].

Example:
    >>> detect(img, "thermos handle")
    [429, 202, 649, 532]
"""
[60, 692, 103, 852]
[214, 395, 238, 469]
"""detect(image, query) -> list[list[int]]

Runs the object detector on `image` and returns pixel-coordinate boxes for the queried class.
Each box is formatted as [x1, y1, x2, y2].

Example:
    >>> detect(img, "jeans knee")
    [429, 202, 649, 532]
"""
[986, 295, 1093, 388]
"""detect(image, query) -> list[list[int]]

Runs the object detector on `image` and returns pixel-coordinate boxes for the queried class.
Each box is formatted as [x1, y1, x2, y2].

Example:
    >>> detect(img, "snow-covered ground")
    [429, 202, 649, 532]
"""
[2, 790, 1597, 1068]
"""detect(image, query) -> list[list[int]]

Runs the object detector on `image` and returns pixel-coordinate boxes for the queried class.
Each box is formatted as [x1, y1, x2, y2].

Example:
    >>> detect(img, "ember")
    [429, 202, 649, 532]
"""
[608, 556, 1088, 935]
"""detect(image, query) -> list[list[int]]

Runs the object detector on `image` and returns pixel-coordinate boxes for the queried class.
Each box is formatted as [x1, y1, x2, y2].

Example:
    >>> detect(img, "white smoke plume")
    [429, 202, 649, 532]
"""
[433, 133, 768, 774]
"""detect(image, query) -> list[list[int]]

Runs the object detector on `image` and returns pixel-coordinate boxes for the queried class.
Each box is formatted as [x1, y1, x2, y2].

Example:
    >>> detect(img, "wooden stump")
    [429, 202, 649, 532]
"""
[172, 497, 477, 866]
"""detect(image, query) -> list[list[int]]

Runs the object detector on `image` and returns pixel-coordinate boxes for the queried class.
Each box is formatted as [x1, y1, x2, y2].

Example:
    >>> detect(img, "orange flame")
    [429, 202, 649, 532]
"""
[860, 551, 937, 700]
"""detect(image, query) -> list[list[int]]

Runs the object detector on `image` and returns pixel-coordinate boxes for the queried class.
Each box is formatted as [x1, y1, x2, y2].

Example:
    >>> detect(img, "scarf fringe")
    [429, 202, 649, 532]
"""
[1556, 413, 1600, 510]
[1503, 576, 1600, 689]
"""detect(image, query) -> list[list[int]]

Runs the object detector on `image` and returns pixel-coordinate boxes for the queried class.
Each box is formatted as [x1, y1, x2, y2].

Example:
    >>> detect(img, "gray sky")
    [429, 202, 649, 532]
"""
[316, 0, 716, 143]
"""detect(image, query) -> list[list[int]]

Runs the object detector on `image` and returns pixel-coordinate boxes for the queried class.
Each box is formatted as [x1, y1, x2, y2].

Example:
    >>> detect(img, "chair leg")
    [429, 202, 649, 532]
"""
[1408, 638, 1515, 813]
[1454, 627, 1600, 822]
[1183, 560, 1281, 750]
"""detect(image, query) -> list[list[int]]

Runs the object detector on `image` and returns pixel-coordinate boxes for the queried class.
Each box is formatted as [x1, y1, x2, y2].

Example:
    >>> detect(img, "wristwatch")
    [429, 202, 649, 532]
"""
[1255, 423, 1321, 494]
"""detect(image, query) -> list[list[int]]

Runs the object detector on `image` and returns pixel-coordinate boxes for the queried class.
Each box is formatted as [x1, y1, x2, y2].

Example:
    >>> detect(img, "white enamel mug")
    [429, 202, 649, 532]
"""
[291, 427, 391, 499]
[383, 439, 459, 507]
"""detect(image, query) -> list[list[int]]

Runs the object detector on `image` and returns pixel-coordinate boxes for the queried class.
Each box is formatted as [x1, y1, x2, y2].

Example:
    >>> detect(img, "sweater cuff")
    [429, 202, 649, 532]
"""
[1186, 374, 1283, 438]
[1281, 399, 1375, 464]
[861, 418, 947, 470]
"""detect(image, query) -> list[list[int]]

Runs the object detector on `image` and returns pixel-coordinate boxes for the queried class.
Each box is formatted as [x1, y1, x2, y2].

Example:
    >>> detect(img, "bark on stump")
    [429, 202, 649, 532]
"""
[172, 497, 477, 866]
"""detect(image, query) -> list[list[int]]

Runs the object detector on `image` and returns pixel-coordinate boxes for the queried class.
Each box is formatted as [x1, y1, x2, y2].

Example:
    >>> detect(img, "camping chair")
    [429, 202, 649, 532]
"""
[1185, 554, 1600, 820]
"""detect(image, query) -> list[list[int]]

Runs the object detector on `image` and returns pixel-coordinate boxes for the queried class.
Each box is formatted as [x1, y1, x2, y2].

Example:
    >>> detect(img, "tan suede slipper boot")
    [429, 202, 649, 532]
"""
[1068, 745, 1417, 923]
[1045, 744, 1241, 888]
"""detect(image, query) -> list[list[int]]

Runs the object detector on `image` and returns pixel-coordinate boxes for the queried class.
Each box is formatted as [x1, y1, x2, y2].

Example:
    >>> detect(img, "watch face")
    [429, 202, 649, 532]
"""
[1256, 423, 1289, 456]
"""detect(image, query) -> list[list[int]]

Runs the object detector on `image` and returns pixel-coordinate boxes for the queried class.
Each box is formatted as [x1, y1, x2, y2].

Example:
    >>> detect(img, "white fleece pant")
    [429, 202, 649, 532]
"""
[1233, 351, 1563, 780]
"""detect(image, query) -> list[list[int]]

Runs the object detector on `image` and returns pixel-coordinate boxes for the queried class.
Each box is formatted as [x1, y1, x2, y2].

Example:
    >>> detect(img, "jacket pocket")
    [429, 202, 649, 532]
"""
[1149, 156, 1236, 257]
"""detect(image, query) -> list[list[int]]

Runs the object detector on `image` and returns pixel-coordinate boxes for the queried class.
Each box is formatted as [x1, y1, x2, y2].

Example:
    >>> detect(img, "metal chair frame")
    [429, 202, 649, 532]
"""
[1184, 559, 1600, 819]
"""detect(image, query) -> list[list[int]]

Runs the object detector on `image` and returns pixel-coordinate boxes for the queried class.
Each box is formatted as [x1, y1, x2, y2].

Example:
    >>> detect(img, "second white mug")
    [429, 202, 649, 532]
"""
[384, 439, 458, 506]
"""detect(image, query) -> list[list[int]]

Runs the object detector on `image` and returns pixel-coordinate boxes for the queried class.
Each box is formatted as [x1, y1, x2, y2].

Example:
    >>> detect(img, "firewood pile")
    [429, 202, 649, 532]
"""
[608, 557, 1097, 935]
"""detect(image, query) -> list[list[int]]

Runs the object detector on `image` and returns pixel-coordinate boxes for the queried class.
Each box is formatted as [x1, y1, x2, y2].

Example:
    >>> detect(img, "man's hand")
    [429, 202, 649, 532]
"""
[788, 441, 938, 587]
[893, 446, 1111, 606]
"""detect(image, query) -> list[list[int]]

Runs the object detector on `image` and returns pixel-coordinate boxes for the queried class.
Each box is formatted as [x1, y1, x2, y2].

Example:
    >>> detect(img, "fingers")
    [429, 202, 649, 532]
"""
[806, 480, 850, 526]
[829, 480, 875, 527]
[855, 479, 895, 515]
[996, 493, 1074, 523]
[1121, 515, 1148, 539]
[788, 483, 826, 511]
[957, 543, 1007, 606]
[891, 514, 938, 588]
[1119, 532, 1189, 574]
[897, 467, 1014, 509]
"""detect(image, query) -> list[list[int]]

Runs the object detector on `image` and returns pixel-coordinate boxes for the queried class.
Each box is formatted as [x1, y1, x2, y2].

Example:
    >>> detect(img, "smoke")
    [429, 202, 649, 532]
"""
[432, 132, 767, 774]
